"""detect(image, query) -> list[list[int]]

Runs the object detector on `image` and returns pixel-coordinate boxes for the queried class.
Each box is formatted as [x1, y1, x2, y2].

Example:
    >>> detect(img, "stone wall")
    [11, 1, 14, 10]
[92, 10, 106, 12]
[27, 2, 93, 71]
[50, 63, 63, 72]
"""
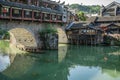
[0, 20, 68, 50]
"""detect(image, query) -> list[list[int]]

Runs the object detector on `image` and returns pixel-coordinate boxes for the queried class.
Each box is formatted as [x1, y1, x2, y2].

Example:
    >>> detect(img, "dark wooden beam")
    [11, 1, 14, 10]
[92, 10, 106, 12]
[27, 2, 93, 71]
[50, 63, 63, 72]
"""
[10, 7, 12, 21]
[32, 10, 34, 22]
[40, 12, 42, 23]
[22, 9, 24, 21]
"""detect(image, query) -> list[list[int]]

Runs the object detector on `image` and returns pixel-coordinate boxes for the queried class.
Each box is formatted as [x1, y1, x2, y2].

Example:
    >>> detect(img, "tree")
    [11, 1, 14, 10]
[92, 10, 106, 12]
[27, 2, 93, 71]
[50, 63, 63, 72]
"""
[0, 28, 10, 39]
[69, 4, 100, 14]
[77, 11, 86, 21]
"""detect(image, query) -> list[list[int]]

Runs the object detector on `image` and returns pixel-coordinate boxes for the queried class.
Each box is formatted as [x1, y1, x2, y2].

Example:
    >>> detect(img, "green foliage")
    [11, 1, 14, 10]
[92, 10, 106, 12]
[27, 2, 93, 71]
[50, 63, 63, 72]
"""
[0, 29, 4, 35]
[77, 11, 86, 21]
[70, 4, 80, 9]
[0, 29, 6, 35]
[40, 28, 57, 34]
[39, 27, 57, 35]
[4, 32, 10, 39]
[0, 40, 9, 48]
[0, 40, 9, 53]
[114, 40, 120, 46]
[70, 4, 100, 14]
[0, 28, 10, 39]
[0, 30, 2, 35]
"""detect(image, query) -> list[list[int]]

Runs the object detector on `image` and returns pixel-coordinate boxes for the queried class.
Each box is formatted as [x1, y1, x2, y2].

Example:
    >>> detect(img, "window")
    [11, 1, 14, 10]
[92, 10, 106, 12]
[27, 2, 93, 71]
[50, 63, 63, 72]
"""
[64, 16, 66, 18]
[107, 8, 114, 12]
[57, 15, 62, 20]
[2, 7, 9, 13]
[117, 8, 120, 11]
[44, 13, 50, 20]
[117, 8, 120, 15]
[26, 11, 30, 15]
[34, 12, 40, 19]
[12, 8, 22, 17]
[24, 10, 32, 18]
[14, 9, 19, 14]
[52, 15, 56, 20]
[1, 7, 10, 17]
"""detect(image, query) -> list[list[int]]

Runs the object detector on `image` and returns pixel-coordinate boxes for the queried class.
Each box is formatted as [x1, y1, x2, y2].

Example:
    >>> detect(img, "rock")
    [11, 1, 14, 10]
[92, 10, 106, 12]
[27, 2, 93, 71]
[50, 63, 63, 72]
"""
[41, 33, 58, 50]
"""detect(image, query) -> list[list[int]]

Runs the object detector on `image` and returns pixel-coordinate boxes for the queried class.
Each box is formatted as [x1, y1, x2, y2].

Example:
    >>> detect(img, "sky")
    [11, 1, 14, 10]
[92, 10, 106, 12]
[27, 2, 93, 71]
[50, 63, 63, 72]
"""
[53, 0, 120, 6]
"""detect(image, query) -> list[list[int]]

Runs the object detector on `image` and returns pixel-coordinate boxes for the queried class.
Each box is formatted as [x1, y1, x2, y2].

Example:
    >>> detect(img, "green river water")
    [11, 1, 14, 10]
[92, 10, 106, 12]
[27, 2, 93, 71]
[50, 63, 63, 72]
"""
[0, 44, 120, 80]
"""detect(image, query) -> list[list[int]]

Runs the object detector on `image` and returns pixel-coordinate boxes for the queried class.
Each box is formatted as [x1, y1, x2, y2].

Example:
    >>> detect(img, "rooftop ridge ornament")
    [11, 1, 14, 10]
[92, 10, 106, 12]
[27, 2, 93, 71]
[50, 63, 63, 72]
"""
[60, 1, 65, 5]
[57, 0, 60, 3]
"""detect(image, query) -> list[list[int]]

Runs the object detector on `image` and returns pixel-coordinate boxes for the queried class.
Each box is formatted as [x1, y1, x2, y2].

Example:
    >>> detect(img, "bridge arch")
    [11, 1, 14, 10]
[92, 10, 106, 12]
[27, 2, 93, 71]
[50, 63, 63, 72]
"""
[8, 28, 37, 49]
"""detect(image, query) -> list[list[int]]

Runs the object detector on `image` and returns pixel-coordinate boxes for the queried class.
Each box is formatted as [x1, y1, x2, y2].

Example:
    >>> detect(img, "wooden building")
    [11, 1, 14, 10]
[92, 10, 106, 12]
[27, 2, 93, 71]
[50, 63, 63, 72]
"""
[66, 1, 120, 45]
[100, 1, 120, 16]
[0, 0, 74, 23]
[66, 22, 102, 45]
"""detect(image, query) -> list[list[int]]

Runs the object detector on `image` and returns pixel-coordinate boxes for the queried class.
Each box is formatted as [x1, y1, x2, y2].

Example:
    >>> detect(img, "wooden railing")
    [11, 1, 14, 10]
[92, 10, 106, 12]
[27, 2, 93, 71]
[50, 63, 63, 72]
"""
[0, 7, 64, 23]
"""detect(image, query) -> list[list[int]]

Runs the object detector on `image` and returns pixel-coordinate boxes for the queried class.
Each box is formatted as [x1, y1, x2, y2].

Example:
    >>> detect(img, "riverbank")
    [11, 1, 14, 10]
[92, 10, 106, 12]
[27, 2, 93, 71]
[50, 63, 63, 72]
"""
[0, 40, 27, 54]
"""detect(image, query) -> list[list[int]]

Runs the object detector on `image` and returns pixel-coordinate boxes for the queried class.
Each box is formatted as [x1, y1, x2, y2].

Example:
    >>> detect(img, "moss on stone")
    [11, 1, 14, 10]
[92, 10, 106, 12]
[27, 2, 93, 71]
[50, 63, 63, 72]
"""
[39, 25, 58, 34]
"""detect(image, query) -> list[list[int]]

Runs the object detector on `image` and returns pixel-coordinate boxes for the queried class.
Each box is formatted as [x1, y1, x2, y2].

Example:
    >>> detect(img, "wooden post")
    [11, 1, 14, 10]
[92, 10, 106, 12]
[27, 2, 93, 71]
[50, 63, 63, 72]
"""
[56, 15, 58, 23]
[10, 7, 12, 21]
[50, 14, 52, 22]
[37, 0, 39, 7]
[95, 31, 96, 45]
[32, 10, 34, 22]
[28, 0, 31, 5]
[40, 12, 42, 23]
[90, 29, 93, 45]
[117, 28, 119, 34]
[45, 3, 48, 8]
[22, 9, 24, 21]
[115, 6, 117, 16]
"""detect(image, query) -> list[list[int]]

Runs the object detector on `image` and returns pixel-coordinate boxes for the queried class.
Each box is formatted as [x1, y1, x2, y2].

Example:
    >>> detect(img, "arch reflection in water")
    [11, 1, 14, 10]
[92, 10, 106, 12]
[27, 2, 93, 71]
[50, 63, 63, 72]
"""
[0, 54, 10, 72]
[58, 44, 68, 63]
[0, 45, 120, 80]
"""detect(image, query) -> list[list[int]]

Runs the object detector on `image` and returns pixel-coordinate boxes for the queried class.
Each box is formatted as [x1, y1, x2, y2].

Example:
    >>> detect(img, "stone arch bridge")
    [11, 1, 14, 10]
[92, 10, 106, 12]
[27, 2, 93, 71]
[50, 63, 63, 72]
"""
[0, 20, 68, 51]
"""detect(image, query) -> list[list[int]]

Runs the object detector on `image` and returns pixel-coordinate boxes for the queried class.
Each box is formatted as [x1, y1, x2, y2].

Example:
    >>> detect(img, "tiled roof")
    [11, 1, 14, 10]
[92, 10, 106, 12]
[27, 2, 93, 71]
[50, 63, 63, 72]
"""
[87, 17, 97, 22]
[96, 16, 120, 22]
[0, 1, 41, 10]
[86, 16, 120, 22]
[40, 0, 59, 5]
[105, 1, 120, 9]
[67, 21, 89, 30]
[99, 23, 120, 27]
[99, 23, 111, 27]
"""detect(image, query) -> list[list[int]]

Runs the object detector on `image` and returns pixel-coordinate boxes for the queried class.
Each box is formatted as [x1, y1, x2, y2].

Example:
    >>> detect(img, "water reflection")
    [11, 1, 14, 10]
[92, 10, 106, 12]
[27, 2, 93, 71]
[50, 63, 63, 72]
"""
[0, 45, 120, 80]
[58, 44, 68, 62]
[0, 54, 10, 72]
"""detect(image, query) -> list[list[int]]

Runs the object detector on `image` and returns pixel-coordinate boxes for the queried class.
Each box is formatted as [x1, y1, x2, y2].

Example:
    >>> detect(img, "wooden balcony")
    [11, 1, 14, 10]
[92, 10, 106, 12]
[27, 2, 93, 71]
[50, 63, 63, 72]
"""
[0, 6, 64, 23]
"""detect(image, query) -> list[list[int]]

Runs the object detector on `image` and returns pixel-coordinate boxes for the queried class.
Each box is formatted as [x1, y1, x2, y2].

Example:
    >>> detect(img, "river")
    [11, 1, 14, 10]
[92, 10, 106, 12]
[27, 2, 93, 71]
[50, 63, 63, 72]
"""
[0, 44, 120, 80]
